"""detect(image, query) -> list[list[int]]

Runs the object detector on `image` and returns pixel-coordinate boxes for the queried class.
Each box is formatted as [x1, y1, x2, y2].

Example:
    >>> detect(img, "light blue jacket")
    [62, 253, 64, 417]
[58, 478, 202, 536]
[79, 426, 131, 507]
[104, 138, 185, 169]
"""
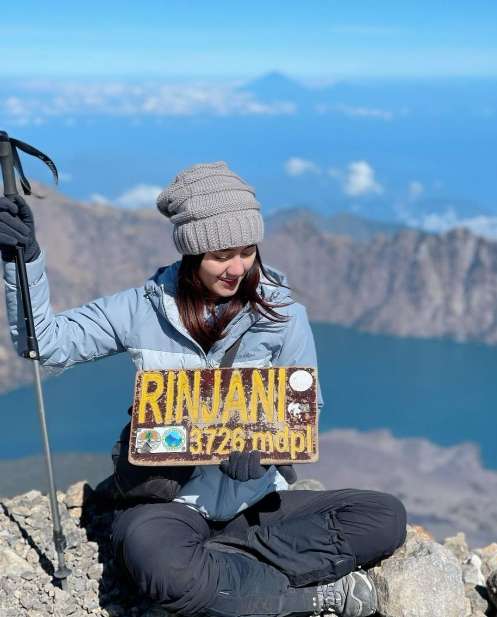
[3, 251, 323, 520]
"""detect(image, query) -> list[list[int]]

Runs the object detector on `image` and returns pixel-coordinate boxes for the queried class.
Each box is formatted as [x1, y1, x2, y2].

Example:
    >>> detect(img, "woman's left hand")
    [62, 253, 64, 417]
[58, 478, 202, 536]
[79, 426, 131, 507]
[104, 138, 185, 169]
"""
[219, 451, 266, 482]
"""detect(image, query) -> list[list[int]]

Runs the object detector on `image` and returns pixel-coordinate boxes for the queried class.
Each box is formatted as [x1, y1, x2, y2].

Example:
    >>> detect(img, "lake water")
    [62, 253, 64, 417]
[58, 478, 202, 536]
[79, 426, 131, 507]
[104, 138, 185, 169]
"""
[1, 323, 496, 468]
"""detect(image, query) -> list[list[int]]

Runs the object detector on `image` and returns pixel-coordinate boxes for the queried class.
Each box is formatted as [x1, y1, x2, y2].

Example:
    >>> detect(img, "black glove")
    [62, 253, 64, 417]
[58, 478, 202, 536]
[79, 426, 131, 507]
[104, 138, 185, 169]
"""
[0, 195, 40, 262]
[275, 465, 298, 485]
[219, 452, 298, 484]
[219, 451, 267, 482]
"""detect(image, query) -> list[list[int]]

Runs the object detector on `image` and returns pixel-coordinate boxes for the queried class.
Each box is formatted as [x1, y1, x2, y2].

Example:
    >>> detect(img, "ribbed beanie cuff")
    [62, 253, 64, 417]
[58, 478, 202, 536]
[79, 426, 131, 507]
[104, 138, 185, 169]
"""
[173, 210, 264, 255]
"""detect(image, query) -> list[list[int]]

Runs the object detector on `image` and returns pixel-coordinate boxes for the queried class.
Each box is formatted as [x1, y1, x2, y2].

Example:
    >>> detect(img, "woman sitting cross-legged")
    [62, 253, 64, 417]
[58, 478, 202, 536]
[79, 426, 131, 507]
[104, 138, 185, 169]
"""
[0, 161, 407, 617]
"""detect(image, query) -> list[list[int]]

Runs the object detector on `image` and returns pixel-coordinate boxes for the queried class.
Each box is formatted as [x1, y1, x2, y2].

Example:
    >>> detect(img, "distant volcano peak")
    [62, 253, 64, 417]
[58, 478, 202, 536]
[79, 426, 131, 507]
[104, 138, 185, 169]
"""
[241, 71, 309, 100]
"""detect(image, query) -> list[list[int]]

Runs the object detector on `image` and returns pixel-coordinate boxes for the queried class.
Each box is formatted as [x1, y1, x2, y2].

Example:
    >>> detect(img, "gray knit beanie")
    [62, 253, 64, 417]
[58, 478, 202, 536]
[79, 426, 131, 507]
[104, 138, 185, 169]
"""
[156, 161, 264, 255]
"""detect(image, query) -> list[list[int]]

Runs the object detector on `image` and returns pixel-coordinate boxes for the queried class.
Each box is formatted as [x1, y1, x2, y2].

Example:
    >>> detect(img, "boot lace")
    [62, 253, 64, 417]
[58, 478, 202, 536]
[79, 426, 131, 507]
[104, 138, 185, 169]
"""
[316, 584, 345, 614]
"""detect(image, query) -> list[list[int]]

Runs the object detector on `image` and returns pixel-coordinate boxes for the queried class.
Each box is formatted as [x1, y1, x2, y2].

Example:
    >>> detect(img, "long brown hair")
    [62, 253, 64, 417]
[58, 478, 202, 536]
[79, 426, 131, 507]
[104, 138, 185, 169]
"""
[176, 247, 293, 352]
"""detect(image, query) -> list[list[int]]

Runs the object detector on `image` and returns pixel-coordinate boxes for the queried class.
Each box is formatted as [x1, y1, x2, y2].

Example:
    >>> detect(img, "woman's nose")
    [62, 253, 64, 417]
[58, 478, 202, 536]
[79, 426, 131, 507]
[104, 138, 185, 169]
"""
[226, 256, 245, 276]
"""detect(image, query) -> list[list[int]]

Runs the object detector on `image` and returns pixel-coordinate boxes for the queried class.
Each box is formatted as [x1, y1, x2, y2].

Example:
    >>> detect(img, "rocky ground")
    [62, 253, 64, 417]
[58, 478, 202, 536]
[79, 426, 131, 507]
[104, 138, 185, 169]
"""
[0, 479, 496, 617]
[2, 429, 496, 548]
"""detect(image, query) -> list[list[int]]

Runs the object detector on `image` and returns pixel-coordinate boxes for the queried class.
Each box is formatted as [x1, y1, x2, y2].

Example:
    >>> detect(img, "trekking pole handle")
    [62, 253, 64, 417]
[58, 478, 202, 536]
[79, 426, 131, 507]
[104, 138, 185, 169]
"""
[0, 131, 39, 359]
[0, 131, 18, 199]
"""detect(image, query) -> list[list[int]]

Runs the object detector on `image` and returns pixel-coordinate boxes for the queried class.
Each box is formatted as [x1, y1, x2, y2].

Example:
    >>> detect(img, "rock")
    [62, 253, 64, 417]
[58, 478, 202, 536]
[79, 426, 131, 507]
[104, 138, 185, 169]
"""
[53, 587, 78, 616]
[487, 569, 497, 610]
[475, 543, 497, 579]
[370, 525, 466, 617]
[21, 490, 44, 504]
[0, 547, 33, 577]
[464, 584, 490, 615]
[87, 562, 104, 580]
[1, 481, 496, 617]
[462, 553, 485, 586]
[444, 532, 470, 562]
[409, 525, 434, 542]
[64, 481, 94, 509]
[68, 507, 83, 520]
[290, 478, 325, 491]
[82, 591, 99, 611]
[8, 505, 31, 518]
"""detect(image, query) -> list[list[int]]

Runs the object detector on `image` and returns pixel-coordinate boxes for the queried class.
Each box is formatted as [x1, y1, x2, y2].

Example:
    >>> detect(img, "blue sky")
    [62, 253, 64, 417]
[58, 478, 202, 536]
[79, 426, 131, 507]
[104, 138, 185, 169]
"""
[2, 1, 497, 79]
[1, 2, 497, 240]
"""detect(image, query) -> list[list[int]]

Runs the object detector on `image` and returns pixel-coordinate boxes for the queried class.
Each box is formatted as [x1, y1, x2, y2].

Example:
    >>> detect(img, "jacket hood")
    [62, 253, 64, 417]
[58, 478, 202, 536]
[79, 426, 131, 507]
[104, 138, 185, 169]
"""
[144, 260, 292, 304]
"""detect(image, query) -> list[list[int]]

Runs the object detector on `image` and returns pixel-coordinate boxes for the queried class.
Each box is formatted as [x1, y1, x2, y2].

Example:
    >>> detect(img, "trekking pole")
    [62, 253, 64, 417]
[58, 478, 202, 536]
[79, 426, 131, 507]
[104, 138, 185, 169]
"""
[0, 130, 71, 589]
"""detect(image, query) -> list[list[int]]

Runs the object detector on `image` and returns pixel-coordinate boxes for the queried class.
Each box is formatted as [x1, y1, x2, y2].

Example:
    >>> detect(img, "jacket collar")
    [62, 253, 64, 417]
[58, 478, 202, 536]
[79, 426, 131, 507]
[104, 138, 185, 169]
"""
[144, 260, 292, 359]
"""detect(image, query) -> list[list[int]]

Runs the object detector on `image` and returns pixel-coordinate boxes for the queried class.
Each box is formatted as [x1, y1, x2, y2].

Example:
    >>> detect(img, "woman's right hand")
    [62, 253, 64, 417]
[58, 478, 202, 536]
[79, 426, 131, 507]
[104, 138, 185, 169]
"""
[0, 195, 40, 262]
[219, 451, 267, 482]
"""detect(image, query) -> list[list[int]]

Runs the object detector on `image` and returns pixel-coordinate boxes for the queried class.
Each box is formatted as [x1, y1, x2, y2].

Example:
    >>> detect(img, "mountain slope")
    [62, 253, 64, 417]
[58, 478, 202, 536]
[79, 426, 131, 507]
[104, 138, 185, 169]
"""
[262, 215, 497, 342]
[2, 186, 497, 393]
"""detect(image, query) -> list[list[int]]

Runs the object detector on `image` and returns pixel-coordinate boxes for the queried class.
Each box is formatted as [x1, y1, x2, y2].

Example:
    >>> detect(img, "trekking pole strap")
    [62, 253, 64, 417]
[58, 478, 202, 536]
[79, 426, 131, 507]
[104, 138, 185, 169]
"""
[0, 130, 58, 197]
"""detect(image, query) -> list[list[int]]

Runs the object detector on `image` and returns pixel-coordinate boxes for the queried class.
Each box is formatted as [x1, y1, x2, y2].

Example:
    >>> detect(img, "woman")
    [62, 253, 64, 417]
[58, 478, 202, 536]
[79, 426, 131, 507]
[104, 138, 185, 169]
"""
[0, 161, 406, 617]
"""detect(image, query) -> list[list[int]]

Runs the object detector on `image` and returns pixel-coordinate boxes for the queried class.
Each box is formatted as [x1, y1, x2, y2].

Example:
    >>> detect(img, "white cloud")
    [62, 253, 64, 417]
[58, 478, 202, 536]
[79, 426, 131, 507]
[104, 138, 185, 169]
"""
[4, 96, 27, 116]
[336, 104, 393, 121]
[401, 207, 497, 240]
[115, 184, 163, 209]
[343, 161, 383, 197]
[88, 193, 112, 205]
[455, 216, 497, 239]
[0, 80, 297, 124]
[88, 184, 162, 208]
[413, 209, 459, 234]
[284, 157, 321, 176]
[408, 180, 424, 201]
[316, 103, 394, 120]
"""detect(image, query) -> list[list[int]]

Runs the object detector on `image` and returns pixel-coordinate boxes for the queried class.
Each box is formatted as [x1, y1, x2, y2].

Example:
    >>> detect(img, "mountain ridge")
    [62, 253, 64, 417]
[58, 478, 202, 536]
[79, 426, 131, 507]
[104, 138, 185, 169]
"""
[2, 184, 497, 394]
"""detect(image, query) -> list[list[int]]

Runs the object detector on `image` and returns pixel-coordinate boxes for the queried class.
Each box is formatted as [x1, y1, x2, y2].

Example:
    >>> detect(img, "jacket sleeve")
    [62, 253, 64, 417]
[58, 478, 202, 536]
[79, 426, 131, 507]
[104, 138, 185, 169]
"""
[273, 303, 324, 412]
[2, 250, 137, 371]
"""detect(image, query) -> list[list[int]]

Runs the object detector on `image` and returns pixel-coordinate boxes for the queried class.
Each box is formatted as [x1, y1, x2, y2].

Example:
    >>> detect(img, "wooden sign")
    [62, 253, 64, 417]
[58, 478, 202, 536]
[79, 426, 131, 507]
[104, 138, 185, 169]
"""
[129, 366, 319, 466]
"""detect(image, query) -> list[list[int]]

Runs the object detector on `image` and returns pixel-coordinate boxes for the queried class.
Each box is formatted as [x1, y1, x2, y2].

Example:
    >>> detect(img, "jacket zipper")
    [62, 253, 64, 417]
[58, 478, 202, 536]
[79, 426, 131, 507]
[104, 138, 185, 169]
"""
[156, 284, 211, 367]
[152, 284, 255, 368]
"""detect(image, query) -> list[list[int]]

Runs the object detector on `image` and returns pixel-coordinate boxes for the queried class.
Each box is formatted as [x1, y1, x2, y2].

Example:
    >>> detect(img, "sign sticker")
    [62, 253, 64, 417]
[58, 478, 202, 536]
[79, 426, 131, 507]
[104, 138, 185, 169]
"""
[289, 369, 313, 392]
[163, 426, 187, 452]
[136, 429, 161, 453]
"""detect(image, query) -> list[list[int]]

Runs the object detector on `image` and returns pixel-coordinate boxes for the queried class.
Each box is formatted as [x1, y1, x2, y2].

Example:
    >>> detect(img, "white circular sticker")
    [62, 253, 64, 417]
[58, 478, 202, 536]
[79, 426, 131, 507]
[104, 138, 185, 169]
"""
[289, 370, 313, 392]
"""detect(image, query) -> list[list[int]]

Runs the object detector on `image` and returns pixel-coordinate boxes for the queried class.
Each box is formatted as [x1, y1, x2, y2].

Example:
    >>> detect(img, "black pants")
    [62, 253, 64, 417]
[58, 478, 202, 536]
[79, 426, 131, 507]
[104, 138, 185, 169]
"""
[112, 489, 406, 617]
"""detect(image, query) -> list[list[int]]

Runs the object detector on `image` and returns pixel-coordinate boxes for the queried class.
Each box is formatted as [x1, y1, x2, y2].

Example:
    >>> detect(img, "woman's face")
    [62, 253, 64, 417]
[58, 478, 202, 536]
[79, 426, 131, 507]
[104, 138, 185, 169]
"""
[199, 244, 257, 300]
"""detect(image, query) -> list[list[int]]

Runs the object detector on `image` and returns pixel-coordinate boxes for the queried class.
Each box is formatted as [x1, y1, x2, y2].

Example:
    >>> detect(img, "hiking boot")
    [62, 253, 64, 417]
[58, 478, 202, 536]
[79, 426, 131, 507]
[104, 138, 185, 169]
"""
[315, 570, 377, 616]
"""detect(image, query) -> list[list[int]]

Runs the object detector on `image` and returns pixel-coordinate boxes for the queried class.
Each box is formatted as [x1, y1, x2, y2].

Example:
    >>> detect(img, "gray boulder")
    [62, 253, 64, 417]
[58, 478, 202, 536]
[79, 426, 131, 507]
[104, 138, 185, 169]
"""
[475, 543, 497, 580]
[0, 547, 33, 578]
[370, 525, 466, 617]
